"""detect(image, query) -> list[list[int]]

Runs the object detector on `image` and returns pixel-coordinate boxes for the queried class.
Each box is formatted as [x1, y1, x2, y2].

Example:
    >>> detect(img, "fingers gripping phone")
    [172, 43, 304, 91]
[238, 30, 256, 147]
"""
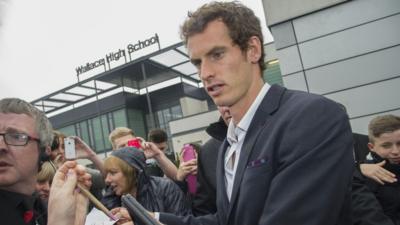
[64, 137, 76, 159]
[182, 144, 197, 194]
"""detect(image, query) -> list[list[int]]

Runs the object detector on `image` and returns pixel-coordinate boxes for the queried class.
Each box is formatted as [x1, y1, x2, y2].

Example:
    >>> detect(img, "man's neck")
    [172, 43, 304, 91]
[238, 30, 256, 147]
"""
[230, 78, 264, 125]
[0, 181, 36, 196]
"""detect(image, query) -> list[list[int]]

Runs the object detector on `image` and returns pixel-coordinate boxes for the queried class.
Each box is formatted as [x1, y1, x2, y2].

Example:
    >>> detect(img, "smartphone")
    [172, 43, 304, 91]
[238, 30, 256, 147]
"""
[182, 144, 196, 162]
[64, 137, 76, 159]
[181, 144, 197, 195]
[127, 138, 142, 149]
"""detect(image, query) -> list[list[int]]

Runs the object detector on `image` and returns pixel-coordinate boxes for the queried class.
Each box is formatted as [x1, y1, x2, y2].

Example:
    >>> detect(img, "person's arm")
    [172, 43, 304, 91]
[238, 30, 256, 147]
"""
[73, 136, 106, 177]
[142, 142, 178, 179]
[359, 161, 397, 185]
[47, 161, 92, 225]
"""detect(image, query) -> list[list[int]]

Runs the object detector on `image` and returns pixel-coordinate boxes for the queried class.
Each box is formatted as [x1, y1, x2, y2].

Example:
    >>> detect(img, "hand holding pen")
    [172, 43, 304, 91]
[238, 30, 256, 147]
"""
[47, 161, 92, 225]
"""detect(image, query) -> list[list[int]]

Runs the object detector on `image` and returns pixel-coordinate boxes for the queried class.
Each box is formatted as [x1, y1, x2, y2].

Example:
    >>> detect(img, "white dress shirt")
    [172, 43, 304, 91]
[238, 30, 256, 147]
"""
[224, 82, 270, 201]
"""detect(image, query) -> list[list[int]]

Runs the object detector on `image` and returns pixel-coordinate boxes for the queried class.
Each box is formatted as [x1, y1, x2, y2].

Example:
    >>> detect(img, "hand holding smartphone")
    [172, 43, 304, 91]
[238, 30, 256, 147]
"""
[181, 144, 197, 195]
[64, 137, 76, 160]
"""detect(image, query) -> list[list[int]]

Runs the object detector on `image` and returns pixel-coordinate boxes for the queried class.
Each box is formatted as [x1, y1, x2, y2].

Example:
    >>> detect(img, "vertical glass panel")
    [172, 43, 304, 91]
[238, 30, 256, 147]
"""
[127, 109, 146, 138]
[263, 61, 283, 86]
[101, 115, 111, 150]
[113, 109, 127, 128]
[163, 108, 172, 123]
[108, 112, 115, 131]
[91, 117, 105, 152]
[79, 121, 91, 148]
[58, 125, 76, 136]
[171, 105, 183, 119]
[88, 119, 94, 150]
[75, 123, 81, 137]
[145, 114, 155, 131]
[157, 111, 164, 125]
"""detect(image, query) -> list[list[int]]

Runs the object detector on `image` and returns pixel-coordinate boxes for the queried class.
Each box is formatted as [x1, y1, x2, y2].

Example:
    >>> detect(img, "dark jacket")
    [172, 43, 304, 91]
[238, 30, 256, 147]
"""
[160, 84, 354, 225]
[352, 168, 395, 225]
[353, 133, 370, 164]
[351, 134, 395, 225]
[364, 152, 400, 225]
[192, 117, 227, 216]
[0, 190, 47, 225]
[102, 147, 191, 217]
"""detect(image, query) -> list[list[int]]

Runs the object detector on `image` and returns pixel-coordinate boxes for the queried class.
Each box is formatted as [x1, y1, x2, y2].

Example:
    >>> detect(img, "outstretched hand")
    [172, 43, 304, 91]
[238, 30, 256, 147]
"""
[142, 141, 163, 159]
[72, 136, 97, 160]
[47, 161, 92, 225]
[360, 161, 397, 185]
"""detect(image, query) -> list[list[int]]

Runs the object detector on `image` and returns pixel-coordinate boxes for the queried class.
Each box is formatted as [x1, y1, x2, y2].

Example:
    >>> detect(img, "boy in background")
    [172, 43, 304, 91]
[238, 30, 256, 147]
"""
[363, 114, 400, 224]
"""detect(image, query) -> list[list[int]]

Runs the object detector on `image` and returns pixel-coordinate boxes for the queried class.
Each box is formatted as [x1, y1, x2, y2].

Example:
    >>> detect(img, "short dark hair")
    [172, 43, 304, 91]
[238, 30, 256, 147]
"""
[368, 114, 400, 143]
[148, 128, 167, 143]
[180, 1, 265, 71]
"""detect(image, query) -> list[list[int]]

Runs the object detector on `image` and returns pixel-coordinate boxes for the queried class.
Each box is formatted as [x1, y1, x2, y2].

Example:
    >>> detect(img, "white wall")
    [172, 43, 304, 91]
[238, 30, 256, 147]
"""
[180, 96, 208, 117]
[169, 110, 220, 152]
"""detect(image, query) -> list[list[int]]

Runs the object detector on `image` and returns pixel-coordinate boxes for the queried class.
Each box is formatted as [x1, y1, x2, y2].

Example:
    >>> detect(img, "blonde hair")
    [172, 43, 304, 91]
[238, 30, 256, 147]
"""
[104, 156, 138, 194]
[109, 127, 135, 150]
[37, 161, 56, 183]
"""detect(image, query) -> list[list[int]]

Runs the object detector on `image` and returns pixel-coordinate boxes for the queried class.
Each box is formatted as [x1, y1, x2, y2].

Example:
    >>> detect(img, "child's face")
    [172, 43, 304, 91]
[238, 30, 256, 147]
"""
[369, 129, 400, 164]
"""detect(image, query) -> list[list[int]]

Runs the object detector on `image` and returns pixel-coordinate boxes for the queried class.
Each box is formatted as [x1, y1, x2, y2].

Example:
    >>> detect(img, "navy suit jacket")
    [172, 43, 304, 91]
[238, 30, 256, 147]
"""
[160, 85, 354, 225]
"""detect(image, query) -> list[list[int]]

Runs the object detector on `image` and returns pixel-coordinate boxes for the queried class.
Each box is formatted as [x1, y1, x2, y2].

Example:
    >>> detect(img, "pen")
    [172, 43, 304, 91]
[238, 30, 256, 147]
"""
[76, 183, 117, 221]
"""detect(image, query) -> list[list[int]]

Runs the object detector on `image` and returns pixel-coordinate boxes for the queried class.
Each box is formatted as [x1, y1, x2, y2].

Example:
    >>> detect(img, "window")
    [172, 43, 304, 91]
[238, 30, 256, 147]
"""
[58, 125, 75, 136]
[91, 117, 105, 152]
[263, 60, 283, 86]
[146, 105, 183, 154]
[171, 105, 183, 119]
[101, 115, 112, 150]
[79, 121, 91, 148]
[113, 109, 128, 128]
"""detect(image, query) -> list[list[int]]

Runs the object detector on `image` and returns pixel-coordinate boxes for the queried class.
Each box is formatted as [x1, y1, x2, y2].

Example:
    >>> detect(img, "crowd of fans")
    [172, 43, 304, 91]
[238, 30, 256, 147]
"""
[1, 1, 399, 225]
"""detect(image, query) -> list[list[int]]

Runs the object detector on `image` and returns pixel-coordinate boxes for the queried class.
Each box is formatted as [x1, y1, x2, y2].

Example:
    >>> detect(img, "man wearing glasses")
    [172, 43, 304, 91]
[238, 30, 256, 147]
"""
[0, 98, 53, 225]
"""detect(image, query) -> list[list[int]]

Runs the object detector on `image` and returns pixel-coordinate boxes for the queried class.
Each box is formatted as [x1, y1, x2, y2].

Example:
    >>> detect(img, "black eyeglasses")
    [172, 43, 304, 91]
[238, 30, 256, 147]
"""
[0, 132, 40, 146]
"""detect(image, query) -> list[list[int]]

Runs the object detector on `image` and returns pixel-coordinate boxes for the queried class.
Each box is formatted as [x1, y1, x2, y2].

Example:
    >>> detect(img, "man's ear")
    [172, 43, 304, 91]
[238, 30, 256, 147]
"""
[246, 36, 262, 64]
[368, 142, 375, 152]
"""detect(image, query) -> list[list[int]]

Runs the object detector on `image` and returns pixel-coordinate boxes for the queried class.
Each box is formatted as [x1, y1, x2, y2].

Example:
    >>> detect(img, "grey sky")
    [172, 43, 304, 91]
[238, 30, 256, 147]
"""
[0, 0, 273, 102]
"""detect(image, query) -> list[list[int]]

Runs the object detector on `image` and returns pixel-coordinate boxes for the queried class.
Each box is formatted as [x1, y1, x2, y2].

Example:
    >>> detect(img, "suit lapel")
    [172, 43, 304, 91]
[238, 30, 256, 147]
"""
[216, 139, 230, 222]
[225, 84, 286, 221]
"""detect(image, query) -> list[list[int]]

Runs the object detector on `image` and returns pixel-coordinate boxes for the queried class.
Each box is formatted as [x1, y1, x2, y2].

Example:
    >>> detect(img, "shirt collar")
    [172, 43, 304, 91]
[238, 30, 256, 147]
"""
[226, 82, 270, 144]
[237, 83, 270, 131]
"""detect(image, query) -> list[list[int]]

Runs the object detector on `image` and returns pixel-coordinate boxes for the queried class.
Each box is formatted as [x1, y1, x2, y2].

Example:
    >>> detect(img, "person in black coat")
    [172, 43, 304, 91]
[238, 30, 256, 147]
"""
[192, 107, 229, 216]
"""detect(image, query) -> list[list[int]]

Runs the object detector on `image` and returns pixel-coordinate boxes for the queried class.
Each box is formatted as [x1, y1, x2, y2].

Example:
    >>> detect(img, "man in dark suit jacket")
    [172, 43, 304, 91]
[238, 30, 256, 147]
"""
[154, 2, 354, 225]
